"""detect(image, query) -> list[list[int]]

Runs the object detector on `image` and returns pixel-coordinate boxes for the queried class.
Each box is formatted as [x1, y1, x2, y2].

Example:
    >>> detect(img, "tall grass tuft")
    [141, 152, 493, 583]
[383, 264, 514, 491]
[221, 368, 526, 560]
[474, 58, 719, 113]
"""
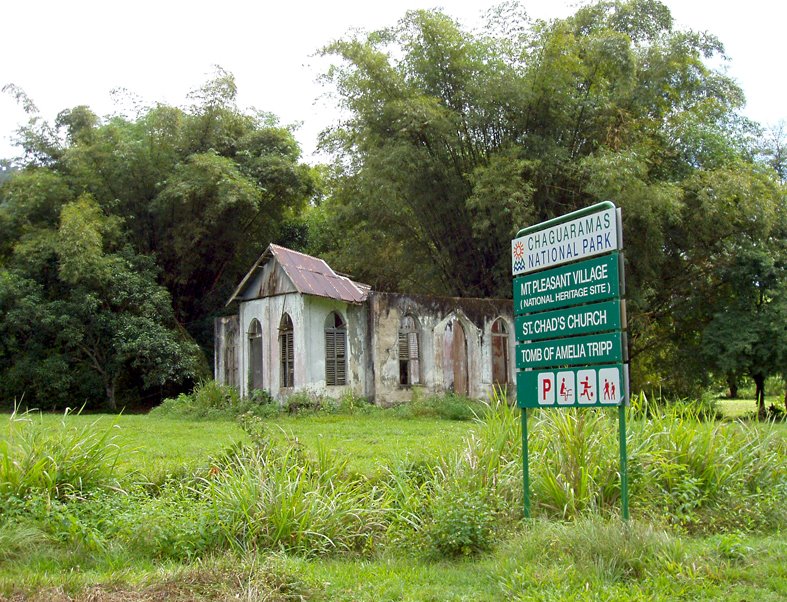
[530, 409, 621, 518]
[467, 388, 786, 531]
[0, 407, 122, 500]
[202, 430, 384, 557]
[0, 521, 49, 562]
[556, 518, 686, 580]
[631, 409, 787, 531]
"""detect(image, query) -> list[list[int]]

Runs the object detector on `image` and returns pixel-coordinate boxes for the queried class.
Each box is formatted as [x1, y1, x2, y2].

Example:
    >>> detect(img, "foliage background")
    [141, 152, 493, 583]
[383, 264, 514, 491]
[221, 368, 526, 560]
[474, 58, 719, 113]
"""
[1, 1, 785, 410]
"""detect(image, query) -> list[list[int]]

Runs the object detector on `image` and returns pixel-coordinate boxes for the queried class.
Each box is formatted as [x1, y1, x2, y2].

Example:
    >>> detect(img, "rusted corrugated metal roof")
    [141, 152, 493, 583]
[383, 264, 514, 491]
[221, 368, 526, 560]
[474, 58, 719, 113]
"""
[227, 244, 370, 305]
[270, 245, 369, 303]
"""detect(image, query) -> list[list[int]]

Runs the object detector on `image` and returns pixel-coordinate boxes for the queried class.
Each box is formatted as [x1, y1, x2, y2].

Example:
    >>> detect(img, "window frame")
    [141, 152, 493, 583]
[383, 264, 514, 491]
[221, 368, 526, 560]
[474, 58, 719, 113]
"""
[491, 317, 510, 387]
[247, 319, 263, 391]
[279, 313, 295, 388]
[325, 312, 347, 386]
[398, 314, 421, 386]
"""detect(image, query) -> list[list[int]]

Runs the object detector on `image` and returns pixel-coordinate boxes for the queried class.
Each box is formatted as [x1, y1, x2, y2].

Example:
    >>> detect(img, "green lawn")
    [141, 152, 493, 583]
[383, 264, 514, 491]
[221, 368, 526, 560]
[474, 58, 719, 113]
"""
[0, 412, 250, 484]
[0, 410, 476, 481]
[718, 396, 784, 419]
[266, 413, 476, 475]
[2, 527, 783, 601]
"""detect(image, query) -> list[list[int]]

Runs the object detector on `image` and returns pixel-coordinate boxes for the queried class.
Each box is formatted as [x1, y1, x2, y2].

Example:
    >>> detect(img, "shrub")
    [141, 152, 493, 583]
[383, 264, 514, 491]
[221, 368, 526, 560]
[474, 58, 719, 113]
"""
[152, 380, 279, 419]
[285, 391, 322, 414]
[423, 488, 495, 557]
[0, 407, 122, 500]
[392, 393, 488, 421]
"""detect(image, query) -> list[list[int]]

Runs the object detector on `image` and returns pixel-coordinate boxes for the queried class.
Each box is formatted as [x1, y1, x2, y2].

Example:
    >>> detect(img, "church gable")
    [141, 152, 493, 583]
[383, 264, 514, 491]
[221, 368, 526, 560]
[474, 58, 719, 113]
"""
[228, 244, 369, 305]
[240, 258, 297, 301]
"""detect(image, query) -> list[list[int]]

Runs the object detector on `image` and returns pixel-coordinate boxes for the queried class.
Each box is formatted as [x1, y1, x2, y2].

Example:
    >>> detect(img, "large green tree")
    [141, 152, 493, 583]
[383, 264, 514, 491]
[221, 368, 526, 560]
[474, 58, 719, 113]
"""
[0, 194, 202, 409]
[0, 70, 315, 408]
[314, 0, 785, 396]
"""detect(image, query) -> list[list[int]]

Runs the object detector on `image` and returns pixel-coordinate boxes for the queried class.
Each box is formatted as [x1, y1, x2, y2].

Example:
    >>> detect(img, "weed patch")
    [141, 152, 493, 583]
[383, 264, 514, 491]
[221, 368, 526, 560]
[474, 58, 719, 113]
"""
[152, 381, 279, 420]
[0, 408, 122, 500]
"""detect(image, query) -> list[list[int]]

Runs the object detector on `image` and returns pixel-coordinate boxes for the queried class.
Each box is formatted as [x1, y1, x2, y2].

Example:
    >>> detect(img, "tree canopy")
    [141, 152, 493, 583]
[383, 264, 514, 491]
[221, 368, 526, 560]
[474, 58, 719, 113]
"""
[1, 2, 784, 409]
[0, 69, 316, 409]
[310, 0, 786, 401]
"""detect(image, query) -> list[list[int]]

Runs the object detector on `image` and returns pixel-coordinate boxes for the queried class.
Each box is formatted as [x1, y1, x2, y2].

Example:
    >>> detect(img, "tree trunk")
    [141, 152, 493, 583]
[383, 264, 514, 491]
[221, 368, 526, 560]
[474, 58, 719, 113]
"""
[753, 373, 766, 419]
[726, 374, 738, 399]
[105, 374, 119, 412]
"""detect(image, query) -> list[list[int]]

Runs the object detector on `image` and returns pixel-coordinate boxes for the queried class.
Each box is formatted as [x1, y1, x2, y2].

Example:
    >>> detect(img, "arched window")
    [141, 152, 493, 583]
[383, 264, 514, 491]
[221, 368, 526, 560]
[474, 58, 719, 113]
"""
[325, 312, 347, 386]
[248, 319, 263, 391]
[399, 314, 420, 385]
[279, 313, 294, 388]
[491, 318, 509, 387]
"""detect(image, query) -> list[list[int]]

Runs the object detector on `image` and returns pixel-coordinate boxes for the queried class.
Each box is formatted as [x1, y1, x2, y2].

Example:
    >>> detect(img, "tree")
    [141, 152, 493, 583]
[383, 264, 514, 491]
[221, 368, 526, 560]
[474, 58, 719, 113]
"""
[0, 69, 314, 408]
[700, 231, 787, 417]
[315, 0, 783, 396]
[757, 121, 787, 181]
[0, 194, 202, 410]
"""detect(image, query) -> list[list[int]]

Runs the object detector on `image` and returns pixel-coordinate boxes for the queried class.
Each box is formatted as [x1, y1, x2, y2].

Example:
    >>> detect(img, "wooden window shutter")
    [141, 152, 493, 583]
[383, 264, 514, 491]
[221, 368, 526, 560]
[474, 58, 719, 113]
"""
[280, 314, 294, 388]
[336, 328, 346, 385]
[398, 332, 409, 360]
[408, 331, 420, 385]
[325, 329, 336, 385]
[325, 312, 347, 386]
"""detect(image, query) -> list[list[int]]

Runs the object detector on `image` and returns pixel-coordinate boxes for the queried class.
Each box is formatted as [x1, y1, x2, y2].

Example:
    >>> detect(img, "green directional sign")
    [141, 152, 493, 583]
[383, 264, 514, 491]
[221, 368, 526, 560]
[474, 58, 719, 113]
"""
[515, 300, 622, 342]
[513, 253, 620, 316]
[516, 332, 625, 369]
[516, 363, 628, 408]
[512, 202, 631, 521]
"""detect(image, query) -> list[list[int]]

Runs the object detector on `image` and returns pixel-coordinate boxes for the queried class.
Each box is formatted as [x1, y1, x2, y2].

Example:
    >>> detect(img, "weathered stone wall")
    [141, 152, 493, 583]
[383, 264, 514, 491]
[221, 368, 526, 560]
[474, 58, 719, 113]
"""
[368, 292, 514, 405]
[214, 315, 240, 388]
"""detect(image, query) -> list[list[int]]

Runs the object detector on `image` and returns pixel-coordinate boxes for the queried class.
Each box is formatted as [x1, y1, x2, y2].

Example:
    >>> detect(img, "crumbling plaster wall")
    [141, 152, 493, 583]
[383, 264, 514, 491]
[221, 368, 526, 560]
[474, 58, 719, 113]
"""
[300, 295, 369, 399]
[214, 315, 239, 388]
[369, 292, 515, 406]
[217, 289, 514, 405]
[237, 292, 305, 399]
[232, 293, 367, 402]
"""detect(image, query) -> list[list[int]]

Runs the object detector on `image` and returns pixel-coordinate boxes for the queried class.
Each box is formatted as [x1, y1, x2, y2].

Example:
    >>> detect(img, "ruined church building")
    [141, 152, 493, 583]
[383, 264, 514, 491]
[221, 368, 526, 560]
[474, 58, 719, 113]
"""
[215, 245, 515, 405]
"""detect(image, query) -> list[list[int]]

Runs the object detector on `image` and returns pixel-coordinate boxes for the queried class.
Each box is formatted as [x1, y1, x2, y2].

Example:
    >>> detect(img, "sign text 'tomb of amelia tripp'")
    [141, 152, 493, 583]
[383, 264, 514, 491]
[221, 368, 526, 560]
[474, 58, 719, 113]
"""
[511, 207, 618, 276]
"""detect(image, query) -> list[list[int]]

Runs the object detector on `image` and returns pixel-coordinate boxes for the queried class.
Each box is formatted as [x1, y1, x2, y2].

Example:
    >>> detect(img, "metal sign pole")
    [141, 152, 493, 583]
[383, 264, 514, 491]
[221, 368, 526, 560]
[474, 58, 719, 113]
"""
[618, 403, 629, 520]
[615, 206, 629, 522]
[521, 407, 531, 519]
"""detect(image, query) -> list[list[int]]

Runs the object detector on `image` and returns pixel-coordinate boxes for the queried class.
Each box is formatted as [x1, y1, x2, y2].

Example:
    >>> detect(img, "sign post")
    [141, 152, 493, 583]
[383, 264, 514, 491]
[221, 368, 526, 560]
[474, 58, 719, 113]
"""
[512, 201, 629, 520]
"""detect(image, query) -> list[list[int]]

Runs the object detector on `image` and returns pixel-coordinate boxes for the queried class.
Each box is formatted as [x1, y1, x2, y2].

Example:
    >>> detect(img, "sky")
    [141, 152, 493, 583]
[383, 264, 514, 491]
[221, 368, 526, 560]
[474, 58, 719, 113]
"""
[1, 0, 784, 164]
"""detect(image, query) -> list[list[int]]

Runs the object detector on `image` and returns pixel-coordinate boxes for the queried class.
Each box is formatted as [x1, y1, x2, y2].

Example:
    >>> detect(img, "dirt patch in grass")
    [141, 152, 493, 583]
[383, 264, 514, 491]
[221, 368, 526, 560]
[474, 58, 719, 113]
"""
[0, 565, 316, 602]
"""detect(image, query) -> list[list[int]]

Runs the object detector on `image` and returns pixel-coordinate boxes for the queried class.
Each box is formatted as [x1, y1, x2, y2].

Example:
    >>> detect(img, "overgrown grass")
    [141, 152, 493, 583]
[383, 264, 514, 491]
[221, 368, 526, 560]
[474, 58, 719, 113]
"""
[152, 380, 281, 419]
[1, 386, 785, 599]
[0, 407, 122, 500]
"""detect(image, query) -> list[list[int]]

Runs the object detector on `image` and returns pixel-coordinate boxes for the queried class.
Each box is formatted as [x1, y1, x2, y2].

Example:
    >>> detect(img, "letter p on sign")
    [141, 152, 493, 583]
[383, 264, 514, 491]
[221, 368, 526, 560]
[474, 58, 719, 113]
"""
[538, 373, 555, 405]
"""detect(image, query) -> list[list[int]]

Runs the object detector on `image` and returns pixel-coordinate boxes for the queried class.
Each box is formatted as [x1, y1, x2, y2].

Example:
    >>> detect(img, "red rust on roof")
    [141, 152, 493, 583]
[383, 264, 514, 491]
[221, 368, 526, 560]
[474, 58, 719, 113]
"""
[270, 245, 368, 303]
[227, 244, 369, 305]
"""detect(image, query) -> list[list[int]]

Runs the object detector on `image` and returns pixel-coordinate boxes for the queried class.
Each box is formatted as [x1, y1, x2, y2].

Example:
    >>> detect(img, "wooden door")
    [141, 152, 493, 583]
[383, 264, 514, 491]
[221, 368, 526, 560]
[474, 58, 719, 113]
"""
[443, 318, 468, 395]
